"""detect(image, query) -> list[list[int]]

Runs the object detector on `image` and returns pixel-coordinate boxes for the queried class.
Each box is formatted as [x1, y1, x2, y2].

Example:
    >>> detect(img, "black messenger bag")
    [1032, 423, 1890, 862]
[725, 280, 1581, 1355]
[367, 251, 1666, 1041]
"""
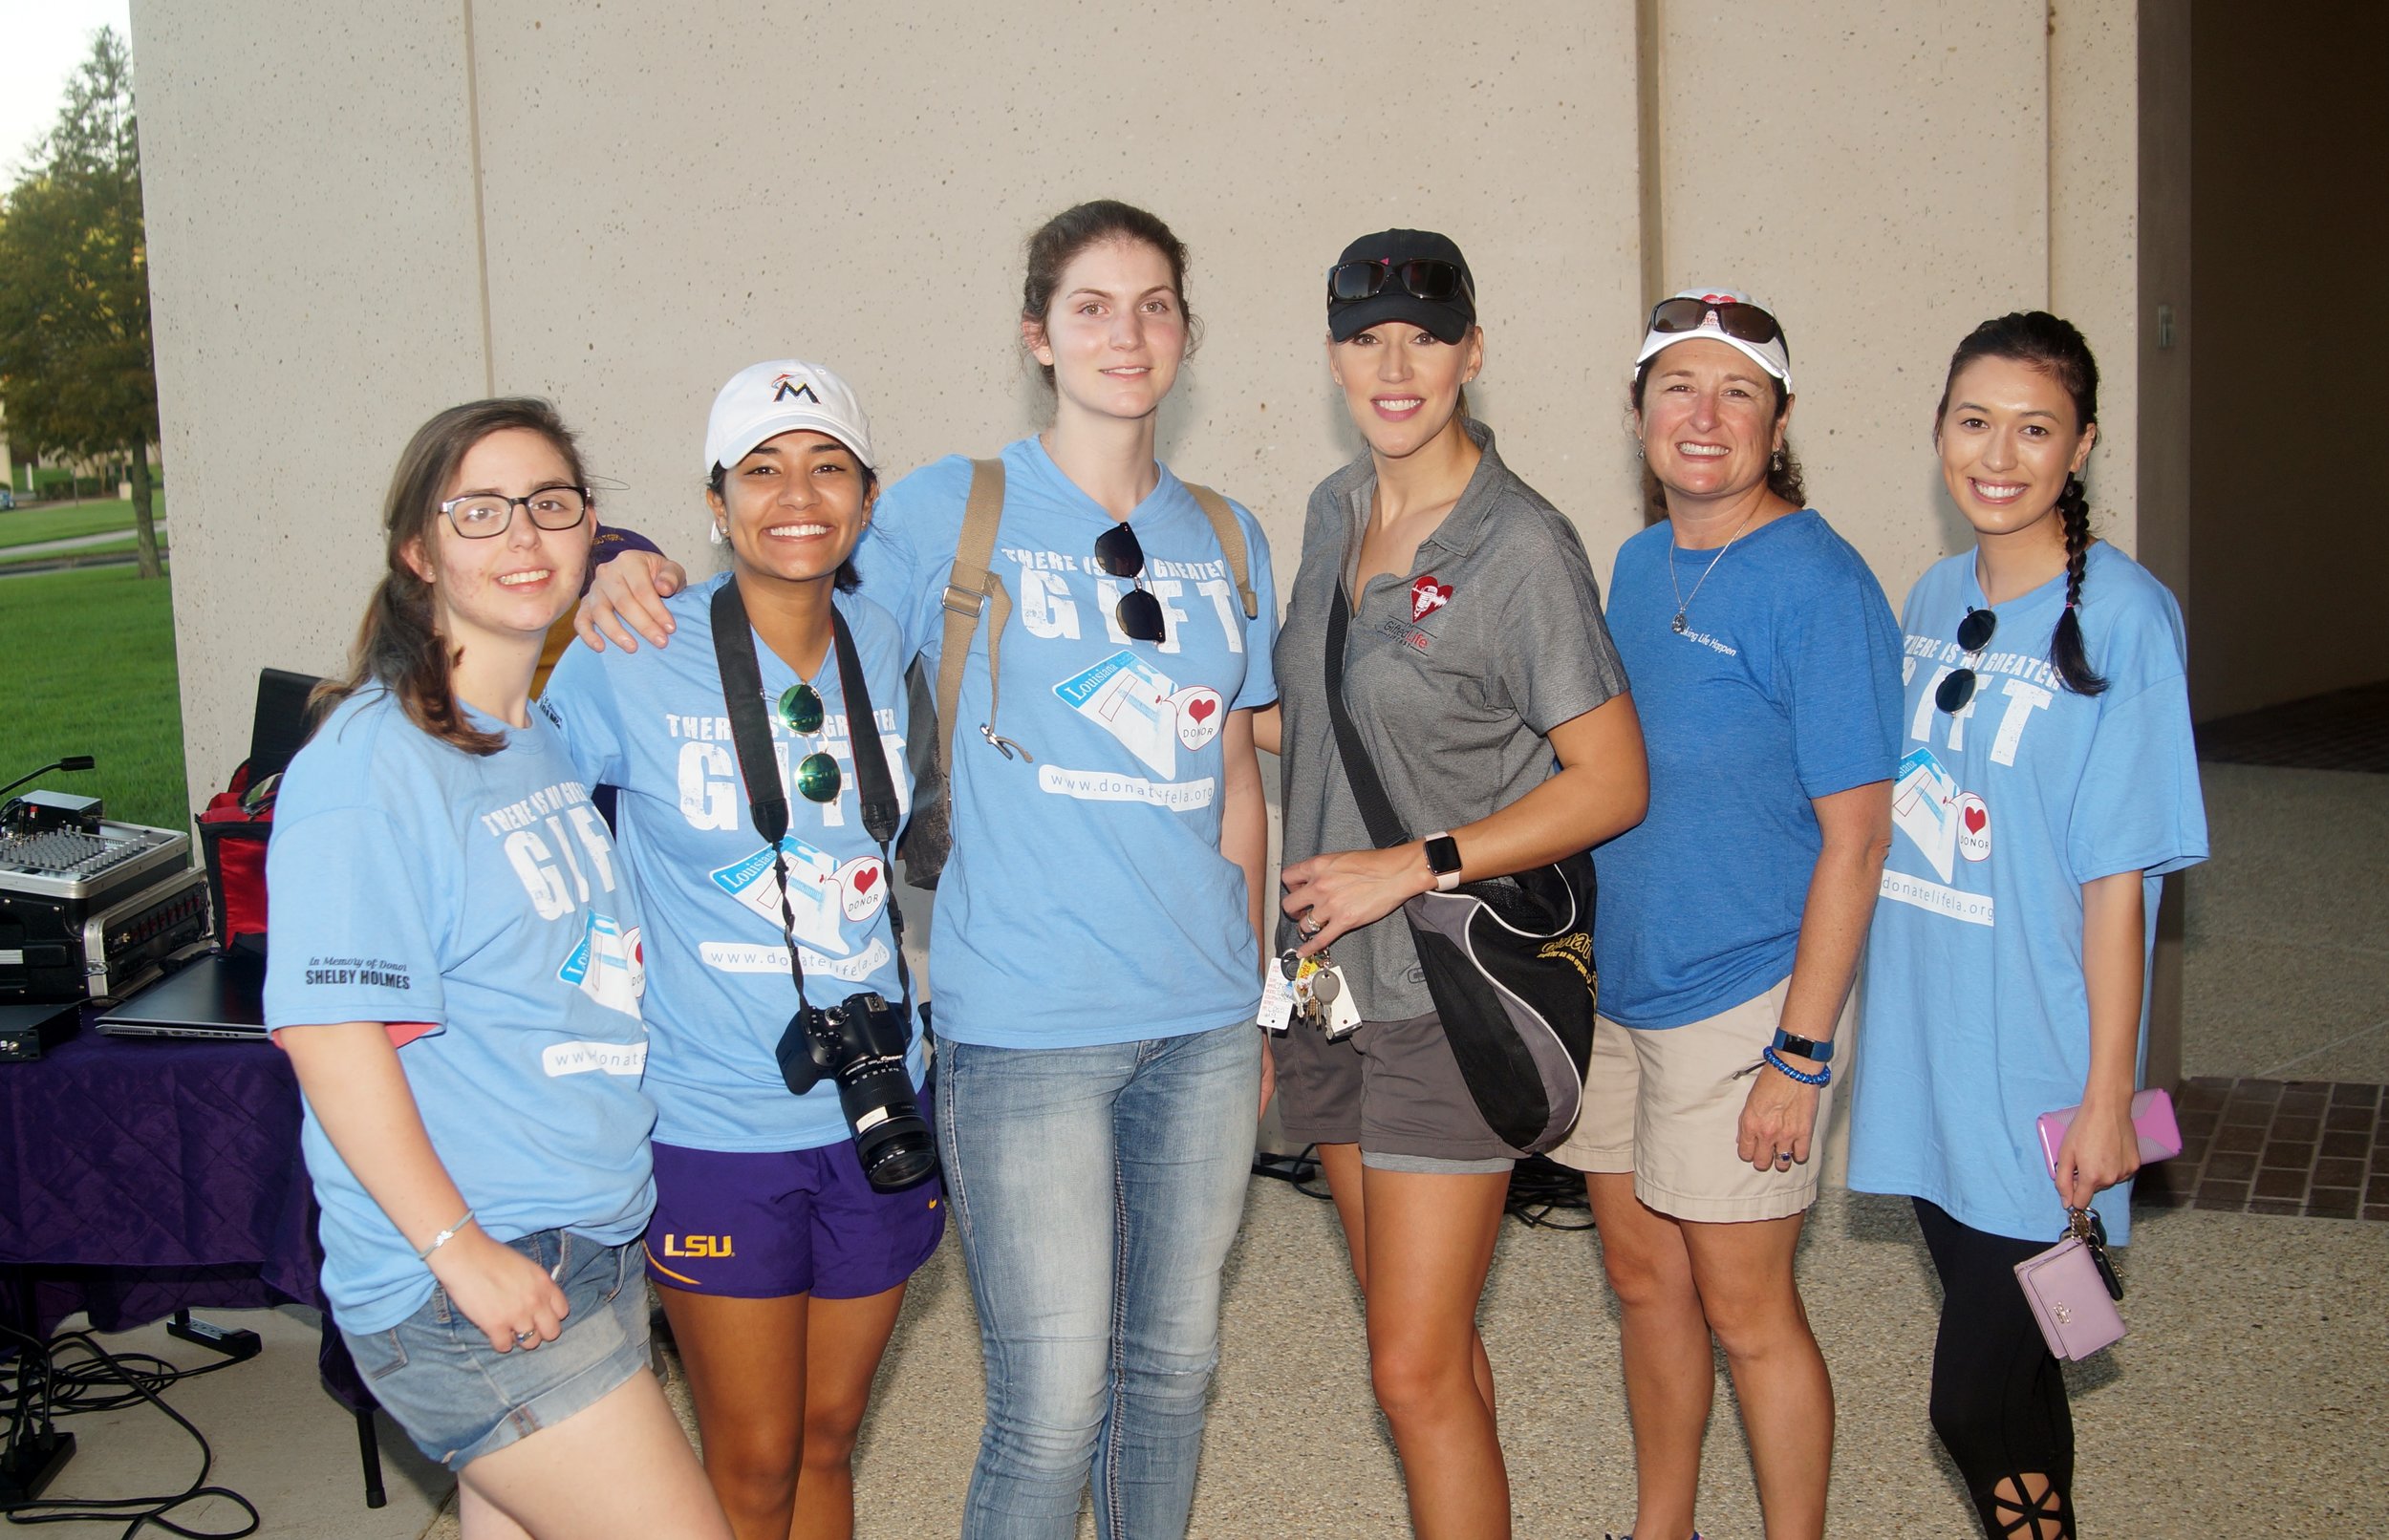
[1320, 582, 1598, 1154]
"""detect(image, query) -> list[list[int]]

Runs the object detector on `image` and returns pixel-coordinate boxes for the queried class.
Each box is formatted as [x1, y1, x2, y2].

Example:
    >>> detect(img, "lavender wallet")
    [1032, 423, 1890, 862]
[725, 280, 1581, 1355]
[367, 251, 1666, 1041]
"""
[2013, 1234, 2128, 1359]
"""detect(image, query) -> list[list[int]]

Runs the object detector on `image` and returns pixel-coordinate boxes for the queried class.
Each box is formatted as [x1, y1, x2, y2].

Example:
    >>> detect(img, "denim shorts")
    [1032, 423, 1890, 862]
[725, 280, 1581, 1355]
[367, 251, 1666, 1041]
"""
[341, 1229, 652, 1471]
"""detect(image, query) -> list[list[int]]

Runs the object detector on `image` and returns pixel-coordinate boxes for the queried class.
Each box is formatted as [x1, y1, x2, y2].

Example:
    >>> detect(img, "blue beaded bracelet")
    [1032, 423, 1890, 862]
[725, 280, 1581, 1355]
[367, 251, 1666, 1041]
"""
[1762, 1045, 1832, 1087]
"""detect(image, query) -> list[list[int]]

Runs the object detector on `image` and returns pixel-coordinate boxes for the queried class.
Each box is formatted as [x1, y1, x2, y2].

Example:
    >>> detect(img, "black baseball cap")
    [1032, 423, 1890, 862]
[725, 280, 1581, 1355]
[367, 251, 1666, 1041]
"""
[1326, 228, 1476, 345]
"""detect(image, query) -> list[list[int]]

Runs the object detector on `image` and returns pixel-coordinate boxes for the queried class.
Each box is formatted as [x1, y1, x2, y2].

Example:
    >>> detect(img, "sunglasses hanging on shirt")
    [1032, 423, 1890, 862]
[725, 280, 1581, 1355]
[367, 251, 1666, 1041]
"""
[775, 682, 842, 802]
[1090, 524, 1168, 644]
[1934, 607, 2000, 715]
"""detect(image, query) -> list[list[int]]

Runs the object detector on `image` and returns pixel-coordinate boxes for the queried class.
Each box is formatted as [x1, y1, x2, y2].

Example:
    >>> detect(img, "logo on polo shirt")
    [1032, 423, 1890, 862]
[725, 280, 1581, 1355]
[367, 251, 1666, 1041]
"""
[1411, 574, 1453, 622]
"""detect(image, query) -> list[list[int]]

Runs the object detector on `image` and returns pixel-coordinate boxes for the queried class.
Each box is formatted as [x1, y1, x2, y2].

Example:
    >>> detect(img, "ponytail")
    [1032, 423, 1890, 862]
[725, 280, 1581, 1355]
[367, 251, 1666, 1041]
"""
[2051, 472, 2107, 695]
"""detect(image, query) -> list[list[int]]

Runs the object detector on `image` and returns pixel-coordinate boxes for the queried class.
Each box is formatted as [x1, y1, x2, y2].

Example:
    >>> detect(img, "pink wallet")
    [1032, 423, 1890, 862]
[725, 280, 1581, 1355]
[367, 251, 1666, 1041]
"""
[2013, 1232, 2127, 1360]
[2036, 1087, 2183, 1180]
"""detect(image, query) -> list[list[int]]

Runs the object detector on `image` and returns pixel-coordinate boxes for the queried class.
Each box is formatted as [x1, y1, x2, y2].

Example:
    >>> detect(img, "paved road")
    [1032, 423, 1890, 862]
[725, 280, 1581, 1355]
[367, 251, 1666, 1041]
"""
[0, 521, 169, 557]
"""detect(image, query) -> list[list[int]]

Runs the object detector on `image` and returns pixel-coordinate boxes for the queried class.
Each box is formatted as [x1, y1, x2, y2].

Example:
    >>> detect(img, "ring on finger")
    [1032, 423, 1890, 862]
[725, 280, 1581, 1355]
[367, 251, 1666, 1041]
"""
[514, 1330, 536, 1346]
[1298, 915, 1323, 939]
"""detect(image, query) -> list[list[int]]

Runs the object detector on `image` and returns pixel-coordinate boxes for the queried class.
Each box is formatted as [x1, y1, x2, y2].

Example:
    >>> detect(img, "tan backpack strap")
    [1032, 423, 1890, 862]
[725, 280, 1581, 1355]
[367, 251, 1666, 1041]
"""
[1184, 482, 1259, 619]
[937, 460, 1032, 768]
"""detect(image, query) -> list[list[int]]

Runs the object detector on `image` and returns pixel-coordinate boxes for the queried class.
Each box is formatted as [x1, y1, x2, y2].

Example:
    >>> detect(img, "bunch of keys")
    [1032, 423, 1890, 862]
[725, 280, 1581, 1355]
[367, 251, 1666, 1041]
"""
[2064, 1207, 2123, 1301]
[1258, 948, 1362, 1039]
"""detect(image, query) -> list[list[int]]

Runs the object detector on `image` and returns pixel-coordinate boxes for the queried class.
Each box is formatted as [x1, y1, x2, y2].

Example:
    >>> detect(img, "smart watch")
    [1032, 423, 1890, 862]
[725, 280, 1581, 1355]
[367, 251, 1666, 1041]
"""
[1769, 1027, 1835, 1064]
[1423, 832, 1462, 893]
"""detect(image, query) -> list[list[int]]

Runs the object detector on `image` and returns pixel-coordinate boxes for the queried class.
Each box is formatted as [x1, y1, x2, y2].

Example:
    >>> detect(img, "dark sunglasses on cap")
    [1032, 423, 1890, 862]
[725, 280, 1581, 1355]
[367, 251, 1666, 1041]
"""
[1647, 296, 1785, 348]
[1090, 524, 1168, 644]
[1327, 258, 1475, 307]
[776, 682, 843, 802]
[1933, 609, 2000, 715]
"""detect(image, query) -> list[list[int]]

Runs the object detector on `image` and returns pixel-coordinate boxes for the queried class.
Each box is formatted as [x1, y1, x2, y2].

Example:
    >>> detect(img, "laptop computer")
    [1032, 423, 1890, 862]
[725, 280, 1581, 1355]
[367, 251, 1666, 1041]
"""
[97, 947, 269, 1041]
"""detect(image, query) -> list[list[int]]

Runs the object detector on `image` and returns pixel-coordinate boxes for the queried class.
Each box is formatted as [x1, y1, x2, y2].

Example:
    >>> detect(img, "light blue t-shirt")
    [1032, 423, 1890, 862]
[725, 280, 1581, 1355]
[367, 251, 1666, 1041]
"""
[265, 689, 656, 1335]
[1849, 543, 2207, 1245]
[541, 577, 926, 1152]
[1592, 510, 1904, 1028]
[854, 437, 1281, 1047]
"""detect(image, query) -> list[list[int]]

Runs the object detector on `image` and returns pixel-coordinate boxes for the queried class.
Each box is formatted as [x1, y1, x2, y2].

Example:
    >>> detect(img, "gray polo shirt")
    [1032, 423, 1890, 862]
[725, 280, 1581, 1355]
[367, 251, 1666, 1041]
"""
[1275, 419, 1630, 1021]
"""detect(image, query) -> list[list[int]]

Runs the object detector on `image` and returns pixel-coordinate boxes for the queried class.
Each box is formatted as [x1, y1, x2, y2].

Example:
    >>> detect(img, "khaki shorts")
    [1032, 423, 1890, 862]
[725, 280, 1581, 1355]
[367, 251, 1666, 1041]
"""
[1547, 976, 1845, 1223]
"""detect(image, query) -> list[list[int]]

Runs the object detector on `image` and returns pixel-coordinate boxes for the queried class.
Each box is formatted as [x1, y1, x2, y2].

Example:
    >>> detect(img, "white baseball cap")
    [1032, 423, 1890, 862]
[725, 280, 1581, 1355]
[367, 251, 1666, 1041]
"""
[703, 359, 876, 476]
[1632, 288, 1793, 392]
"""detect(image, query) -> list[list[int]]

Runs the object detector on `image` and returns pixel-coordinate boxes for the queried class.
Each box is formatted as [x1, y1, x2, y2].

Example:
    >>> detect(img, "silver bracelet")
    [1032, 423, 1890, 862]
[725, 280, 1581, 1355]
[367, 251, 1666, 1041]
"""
[417, 1209, 475, 1260]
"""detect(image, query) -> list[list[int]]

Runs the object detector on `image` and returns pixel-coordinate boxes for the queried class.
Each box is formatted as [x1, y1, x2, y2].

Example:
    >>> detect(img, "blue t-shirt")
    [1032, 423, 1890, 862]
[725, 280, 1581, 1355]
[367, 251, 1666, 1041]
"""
[854, 437, 1281, 1047]
[1592, 510, 1904, 1028]
[265, 689, 656, 1334]
[1849, 543, 2207, 1244]
[541, 577, 926, 1152]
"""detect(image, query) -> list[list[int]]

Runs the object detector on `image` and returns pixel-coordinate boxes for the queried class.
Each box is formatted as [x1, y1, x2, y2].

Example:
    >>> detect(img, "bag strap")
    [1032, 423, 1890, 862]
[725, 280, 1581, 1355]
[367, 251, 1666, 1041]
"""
[709, 581, 915, 1008]
[1183, 482, 1259, 620]
[936, 459, 1032, 769]
[1322, 581, 1411, 852]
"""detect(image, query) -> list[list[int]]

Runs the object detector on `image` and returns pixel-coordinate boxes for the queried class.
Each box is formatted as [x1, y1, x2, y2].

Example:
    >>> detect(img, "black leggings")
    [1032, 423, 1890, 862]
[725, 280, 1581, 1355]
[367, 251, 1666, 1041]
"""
[1913, 1198, 2077, 1538]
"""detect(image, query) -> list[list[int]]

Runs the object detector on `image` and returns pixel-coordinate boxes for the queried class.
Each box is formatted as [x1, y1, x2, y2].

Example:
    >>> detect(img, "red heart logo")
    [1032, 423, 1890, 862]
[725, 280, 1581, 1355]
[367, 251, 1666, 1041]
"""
[1189, 697, 1216, 723]
[1963, 805, 1986, 833]
[1411, 576, 1453, 622]
[855, 866, 879, 893]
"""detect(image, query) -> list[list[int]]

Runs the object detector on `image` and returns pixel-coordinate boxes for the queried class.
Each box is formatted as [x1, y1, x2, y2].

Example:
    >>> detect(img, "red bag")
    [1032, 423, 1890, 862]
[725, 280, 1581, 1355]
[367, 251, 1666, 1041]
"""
[198, 762, 276, 944]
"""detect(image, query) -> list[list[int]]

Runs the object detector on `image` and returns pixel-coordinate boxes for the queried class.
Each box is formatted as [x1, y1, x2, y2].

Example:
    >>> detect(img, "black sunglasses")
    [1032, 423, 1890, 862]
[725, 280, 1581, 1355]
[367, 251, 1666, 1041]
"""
[1090, 524, 1167, 644]
[1328, 258, 1474, 307]
[1934, 608, 2000, 714]
[1647, 296, 1785, 349]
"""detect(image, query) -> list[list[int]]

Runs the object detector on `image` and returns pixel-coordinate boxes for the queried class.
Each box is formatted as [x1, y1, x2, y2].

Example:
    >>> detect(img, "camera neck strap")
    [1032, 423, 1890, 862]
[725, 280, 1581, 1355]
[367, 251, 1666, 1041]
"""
[709, 580, 913, 1008]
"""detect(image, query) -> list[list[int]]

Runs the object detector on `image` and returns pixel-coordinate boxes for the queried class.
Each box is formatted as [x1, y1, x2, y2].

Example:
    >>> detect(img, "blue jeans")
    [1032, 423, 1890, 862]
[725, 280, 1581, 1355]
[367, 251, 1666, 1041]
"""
[937, 1021, 1260, 1540]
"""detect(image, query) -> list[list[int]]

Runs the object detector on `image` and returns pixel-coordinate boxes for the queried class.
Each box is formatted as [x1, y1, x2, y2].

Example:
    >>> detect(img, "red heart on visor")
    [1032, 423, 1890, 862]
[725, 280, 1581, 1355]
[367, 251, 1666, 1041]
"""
[1189, 697, 1217, 723]
[1963, 805, 1987, 833]
[855, 866, 880, 893]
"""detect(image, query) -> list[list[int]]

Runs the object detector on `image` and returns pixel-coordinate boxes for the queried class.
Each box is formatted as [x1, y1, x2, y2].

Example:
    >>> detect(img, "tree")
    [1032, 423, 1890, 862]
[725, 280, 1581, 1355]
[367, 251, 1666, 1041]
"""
[0, 29, 161, 578]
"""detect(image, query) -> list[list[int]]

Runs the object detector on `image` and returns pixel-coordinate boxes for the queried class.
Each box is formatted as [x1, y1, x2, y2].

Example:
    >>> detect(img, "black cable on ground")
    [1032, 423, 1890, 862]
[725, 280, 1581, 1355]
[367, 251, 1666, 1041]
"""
[1, 1321, 259, 1539]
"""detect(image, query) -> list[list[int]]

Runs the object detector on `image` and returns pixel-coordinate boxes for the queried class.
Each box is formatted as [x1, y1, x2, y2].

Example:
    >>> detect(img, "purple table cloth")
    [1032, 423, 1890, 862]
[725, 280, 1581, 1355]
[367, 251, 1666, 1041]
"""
[0, 1024, 369, 1411]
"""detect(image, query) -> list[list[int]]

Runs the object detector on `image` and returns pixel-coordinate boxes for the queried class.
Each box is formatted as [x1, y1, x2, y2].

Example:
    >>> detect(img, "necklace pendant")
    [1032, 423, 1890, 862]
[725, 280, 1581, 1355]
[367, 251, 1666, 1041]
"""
[1670, 612, 1689, 634]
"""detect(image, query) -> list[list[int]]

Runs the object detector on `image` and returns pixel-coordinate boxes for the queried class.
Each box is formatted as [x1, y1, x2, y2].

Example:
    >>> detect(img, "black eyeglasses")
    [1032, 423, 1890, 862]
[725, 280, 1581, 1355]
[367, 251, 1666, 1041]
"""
[1934, 608, 1999, 714]
[1646, 297, 1785, 349]
[1328, 258, 1475, 307]
[1091, 524, 1168, 644]
[438, 484, 592, 539]
[776, 682, 842, 803]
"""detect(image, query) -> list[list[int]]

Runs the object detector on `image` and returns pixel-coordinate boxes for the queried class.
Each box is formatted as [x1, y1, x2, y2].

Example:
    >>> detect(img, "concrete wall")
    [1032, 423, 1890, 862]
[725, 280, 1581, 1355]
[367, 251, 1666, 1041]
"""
[2184, 0, 2389, 721]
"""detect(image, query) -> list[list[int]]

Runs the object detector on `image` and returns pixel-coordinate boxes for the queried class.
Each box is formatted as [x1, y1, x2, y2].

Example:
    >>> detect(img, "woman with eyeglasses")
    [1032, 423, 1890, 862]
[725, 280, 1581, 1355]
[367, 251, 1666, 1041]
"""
[265, 399, 731, 1540]
[539, 361, 941, 1540]
[573, 202, 1279, 1540]
[1848, 314, 2206, 1540]
[1250, 228, 1646, 1539]
[1543, 290, 1903, 1540]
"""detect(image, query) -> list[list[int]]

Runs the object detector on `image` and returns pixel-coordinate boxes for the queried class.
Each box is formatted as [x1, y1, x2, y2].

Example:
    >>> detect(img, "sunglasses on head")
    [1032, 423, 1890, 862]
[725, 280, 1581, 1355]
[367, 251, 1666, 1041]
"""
[1646, 296, 1785, 349]
[1933, 608, 2000, 715]
[1090, 524, 1168, 644]
[1328, 258, 1474, 308]
[776, 682, 843, 802]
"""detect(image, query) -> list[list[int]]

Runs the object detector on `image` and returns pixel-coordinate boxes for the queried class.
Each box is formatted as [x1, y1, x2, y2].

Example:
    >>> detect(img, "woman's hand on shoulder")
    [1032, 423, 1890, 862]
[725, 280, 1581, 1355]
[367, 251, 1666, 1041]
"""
[1736, 1061, 1821, 1171]
[424, 1227, 570, 1354]
[574, 550, 686, 653]
[1280, 845, 1430, 956]
[2052, 1094, 2141, 1208]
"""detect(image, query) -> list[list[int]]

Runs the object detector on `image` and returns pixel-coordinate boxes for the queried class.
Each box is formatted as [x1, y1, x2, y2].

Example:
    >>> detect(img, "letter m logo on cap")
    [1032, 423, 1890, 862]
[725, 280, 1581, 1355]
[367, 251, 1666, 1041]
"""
[772, 374, 820, 403]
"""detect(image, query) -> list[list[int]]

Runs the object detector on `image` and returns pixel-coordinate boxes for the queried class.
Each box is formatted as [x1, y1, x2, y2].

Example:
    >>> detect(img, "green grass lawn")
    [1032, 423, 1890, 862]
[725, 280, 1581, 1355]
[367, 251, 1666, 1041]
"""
[1, 565, 190, 831]
[0, 494, 168, 549]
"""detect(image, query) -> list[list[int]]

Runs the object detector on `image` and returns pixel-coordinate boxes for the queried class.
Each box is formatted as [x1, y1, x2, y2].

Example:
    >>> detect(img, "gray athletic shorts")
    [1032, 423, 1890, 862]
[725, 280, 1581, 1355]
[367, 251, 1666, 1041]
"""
[1269, 1008, 1519, 1175]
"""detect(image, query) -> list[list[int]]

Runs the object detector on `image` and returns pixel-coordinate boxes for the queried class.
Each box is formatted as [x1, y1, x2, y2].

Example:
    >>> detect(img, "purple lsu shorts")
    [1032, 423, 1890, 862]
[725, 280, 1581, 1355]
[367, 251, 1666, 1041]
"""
[642, 1130, 945, 1301]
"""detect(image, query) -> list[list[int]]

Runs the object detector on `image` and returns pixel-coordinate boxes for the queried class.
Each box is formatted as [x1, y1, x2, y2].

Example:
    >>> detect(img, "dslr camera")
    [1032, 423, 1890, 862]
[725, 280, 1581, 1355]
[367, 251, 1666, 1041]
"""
[777, 992, 938, 1192]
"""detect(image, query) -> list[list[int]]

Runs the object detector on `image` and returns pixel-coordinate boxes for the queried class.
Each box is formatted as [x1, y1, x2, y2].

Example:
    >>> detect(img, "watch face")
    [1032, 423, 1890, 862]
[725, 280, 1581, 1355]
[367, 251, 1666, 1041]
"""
[1425, 835, 1462, 875]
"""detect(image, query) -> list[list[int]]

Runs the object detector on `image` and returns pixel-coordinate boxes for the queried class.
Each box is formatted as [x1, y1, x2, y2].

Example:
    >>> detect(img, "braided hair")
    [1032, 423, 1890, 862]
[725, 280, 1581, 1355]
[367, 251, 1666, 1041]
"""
[1935, 312, 2107, 696]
